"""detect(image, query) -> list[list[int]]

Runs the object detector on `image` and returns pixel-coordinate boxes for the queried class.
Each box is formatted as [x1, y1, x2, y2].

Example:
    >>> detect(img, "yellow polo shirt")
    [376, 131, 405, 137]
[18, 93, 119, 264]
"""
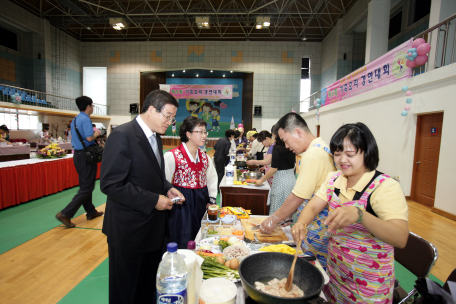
[315, 170, 409, 222]
[292, 137, 336, 200]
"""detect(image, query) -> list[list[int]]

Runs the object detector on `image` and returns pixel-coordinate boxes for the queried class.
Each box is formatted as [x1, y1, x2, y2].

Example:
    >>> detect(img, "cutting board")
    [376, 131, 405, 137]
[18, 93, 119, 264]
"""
[241, 217, 289, 243]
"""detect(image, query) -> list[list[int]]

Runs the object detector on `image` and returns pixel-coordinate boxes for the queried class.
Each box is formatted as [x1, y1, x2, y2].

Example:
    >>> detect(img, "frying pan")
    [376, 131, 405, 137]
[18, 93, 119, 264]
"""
[239, 252, 325, 304]
[235, 161, 247, 168]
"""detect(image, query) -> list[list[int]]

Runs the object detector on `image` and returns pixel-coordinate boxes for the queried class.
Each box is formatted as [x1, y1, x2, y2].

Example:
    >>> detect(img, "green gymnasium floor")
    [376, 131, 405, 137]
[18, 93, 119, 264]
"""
[0, 147, 443, 303]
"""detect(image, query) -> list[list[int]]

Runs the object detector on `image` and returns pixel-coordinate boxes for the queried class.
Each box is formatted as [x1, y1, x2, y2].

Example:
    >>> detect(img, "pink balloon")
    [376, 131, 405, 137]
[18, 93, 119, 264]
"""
[404, 105, 411, 111]
[412, 38, 426, 48]
[406, 60, 417, 68]
[406, 91, 413, 96]
[416, 43, 431, 55]
[415, 55, 428, 66]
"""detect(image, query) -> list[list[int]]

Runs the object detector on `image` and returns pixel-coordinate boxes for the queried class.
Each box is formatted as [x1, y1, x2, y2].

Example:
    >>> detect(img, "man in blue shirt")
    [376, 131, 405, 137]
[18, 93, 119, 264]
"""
[56, 96, 104, 228]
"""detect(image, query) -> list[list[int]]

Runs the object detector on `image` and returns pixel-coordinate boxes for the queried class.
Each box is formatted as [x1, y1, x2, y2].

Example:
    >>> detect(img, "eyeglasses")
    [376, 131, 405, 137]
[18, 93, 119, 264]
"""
[192, 131, 209, 136]
[159, 111, 176, 124]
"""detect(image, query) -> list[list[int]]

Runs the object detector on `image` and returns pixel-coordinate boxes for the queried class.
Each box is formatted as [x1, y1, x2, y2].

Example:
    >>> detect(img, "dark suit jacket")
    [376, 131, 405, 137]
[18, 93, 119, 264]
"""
[101, 119, 173, 253]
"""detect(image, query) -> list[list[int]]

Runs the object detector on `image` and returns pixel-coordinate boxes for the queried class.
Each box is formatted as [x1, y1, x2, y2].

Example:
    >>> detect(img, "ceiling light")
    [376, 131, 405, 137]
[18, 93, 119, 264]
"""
[195, 17, 210, 29]
[109, 18, 128, 30]
[172, 74, 174, 77]
[230, 71, 233, 73]
[256, 17, 270, 28]
[27, 111, 33, 115]
[183, 70, 185, 73]
[302, 36, 307, 41]
[87, 27, 91, 30]
[210, 70, 213, 73]
[223, 74, 225, 77]
[196, 74, 199, 77]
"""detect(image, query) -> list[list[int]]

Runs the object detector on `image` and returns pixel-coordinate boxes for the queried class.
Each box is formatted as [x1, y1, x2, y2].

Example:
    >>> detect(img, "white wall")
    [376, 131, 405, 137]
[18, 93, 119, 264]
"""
[302, 63, 456, 216]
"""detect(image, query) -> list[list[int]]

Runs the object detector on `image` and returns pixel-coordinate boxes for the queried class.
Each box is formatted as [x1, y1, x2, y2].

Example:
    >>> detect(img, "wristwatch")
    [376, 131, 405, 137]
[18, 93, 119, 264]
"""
[355, 207, 363, 224]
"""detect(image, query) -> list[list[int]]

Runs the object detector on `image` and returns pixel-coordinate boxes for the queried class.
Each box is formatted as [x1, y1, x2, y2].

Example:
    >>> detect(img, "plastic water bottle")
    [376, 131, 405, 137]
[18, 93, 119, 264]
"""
[156, 242, 189, 304]
[229, 149, 236, 164]
[226, 163, 234, 185]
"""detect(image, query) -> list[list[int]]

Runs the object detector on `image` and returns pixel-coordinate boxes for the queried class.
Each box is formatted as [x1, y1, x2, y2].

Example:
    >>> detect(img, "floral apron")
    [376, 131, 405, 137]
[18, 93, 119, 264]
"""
[323, 171, 395, 304]
[296, 143, 334, 269]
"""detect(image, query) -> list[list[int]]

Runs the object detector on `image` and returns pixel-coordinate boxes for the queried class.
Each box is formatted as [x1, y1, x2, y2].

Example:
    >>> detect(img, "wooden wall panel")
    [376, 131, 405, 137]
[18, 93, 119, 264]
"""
[139, 72, 166, 112]
[242, 73, 254, 132]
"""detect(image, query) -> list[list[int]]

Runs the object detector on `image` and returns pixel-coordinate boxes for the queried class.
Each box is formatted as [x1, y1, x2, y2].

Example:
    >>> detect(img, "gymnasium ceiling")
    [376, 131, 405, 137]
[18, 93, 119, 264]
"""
[10, 0, 356, 42]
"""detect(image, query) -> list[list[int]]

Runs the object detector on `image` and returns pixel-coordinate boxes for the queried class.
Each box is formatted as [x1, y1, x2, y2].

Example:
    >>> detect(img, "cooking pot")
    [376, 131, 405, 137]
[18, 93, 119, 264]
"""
[235, 161, 247, 168]
[239, 252, 325, 304]
[246, 155, 256, 160]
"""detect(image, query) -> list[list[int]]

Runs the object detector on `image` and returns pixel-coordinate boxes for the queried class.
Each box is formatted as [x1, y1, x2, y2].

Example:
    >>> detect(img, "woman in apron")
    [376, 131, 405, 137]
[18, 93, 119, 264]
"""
[292, 123, 409, 303]
[246, 130, 274, 186]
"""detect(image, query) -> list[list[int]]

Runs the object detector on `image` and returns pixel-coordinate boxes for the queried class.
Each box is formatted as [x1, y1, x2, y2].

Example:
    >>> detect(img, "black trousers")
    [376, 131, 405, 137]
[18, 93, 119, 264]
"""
[214, 161, 225, 194]
[108, 245, 163, 304]
[61, 151, 98, 218]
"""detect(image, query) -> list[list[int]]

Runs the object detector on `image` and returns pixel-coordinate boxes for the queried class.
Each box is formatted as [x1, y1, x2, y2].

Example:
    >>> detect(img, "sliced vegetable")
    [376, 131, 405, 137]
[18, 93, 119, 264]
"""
[199, 244, 212, 251]
[196, 250, 223, 257]
[232, 230, 243, 236]
[207, 229, 218, 235]
[218, 240, 229, 251]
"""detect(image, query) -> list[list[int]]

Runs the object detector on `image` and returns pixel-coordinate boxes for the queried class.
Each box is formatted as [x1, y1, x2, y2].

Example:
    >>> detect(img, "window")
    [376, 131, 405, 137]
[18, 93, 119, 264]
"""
[300, 58, 311, 103]
[389, 10, 402, 39]
[0, 26, 18, 51]
[18, 114, 38, 130]
[413, 0, 431, 23]
[83, 67, 107, 106]
[0, 113, 18, 130]
[0, 113, 38, 130]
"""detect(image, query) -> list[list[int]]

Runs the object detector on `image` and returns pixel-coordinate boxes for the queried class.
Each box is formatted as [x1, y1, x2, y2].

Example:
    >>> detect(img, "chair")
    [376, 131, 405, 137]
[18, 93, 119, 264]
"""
[394, 232, 439, 304]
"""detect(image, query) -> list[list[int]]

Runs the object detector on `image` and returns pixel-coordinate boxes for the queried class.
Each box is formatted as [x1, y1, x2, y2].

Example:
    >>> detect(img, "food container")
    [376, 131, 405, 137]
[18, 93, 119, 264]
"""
[243, 171, 262, 180]
[208, 205, 219, 221]
[201, 211, 220, 230]
[221, 215, 236, 225]
[204, 225, 245, 240]
[199, 278, 237, 304]
[223, 245, 251, 262]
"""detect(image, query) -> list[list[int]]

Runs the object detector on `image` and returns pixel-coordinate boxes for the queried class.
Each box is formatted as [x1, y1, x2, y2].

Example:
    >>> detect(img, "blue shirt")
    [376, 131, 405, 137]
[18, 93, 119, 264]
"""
[71, 112, 95, 150]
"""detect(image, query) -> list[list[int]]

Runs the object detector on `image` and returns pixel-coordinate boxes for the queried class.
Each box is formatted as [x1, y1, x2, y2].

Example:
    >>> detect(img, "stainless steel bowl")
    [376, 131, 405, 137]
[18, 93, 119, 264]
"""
[244, 171, 262, 180]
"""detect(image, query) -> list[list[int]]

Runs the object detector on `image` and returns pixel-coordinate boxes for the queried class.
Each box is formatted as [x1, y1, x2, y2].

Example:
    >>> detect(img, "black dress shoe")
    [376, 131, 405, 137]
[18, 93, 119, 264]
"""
[87, 210, 104, 220]
[56, 212, 75, 228]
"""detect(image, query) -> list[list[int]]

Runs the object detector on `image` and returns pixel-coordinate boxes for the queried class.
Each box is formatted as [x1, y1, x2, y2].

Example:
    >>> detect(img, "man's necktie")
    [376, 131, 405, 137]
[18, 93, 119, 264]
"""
[149, 134, 161, 168]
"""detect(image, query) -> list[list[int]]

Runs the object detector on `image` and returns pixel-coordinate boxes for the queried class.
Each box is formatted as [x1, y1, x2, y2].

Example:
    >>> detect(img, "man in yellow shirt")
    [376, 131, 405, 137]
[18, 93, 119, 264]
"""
[259, 112, 335, 268]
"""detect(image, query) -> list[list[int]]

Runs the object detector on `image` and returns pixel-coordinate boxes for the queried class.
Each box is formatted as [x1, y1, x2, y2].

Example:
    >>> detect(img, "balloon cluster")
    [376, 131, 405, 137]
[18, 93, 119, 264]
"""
[11, 93, 22, 104]
[406, 38, 431, 68]
[401, 86, 412, 116]
[314, 98, 324, 121]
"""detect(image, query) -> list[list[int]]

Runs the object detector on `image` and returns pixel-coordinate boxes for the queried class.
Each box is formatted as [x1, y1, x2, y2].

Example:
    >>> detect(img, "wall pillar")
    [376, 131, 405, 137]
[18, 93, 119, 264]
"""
[365, 0, 391, 63]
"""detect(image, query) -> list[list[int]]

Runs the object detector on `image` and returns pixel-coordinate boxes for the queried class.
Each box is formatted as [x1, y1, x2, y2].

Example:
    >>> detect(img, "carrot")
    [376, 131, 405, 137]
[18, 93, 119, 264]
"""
[244, 179, 258, 183]
[196, 250, 223, 257]
[232, 230, 243, 236]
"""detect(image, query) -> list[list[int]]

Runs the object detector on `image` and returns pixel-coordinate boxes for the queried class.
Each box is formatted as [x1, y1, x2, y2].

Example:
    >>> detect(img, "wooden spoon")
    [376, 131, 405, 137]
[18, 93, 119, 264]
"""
[285, 224, 305, 292]
[284, 242, 301, 292]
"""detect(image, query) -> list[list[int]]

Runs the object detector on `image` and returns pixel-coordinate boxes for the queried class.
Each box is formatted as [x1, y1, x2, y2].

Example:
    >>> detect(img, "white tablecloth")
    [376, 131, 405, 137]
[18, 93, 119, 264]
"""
[0, 154, 74, 169]
[0, 145, 31, 155]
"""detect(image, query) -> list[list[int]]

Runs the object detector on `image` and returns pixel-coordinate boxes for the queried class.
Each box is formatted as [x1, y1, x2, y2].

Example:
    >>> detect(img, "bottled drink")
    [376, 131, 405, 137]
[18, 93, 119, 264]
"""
[226, 163, 234, 185]
[229, 149, 236, 164]
[157, 242, 189, 304]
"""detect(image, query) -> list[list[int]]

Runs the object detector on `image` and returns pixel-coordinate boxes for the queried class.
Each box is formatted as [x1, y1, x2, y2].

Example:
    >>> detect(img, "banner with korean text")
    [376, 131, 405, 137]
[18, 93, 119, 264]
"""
[166, 84, 233, 99]
[320, 39, 414, 107]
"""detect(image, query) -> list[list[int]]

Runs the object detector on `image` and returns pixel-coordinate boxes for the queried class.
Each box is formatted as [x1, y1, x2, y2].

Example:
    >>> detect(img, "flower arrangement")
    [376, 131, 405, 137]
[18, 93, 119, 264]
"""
[36, 142, 67, 159]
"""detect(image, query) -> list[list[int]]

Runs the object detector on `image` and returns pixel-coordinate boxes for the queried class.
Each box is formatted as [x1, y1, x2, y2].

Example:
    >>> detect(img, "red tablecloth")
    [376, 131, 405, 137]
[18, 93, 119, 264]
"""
[0, 158, 101, 210]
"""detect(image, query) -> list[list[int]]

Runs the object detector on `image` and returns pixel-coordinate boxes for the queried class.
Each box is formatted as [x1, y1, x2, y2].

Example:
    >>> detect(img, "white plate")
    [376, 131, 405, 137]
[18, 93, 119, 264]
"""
[197, 237, 248, 254]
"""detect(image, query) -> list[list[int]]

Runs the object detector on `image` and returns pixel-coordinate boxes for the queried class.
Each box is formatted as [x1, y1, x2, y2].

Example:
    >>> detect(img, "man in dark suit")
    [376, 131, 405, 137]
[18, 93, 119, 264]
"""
[101, 90, 185, 304]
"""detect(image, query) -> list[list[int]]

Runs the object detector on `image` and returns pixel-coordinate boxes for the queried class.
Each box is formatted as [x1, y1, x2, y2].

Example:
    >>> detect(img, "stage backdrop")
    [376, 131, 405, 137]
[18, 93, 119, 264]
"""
[164, 78, 243, 137]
